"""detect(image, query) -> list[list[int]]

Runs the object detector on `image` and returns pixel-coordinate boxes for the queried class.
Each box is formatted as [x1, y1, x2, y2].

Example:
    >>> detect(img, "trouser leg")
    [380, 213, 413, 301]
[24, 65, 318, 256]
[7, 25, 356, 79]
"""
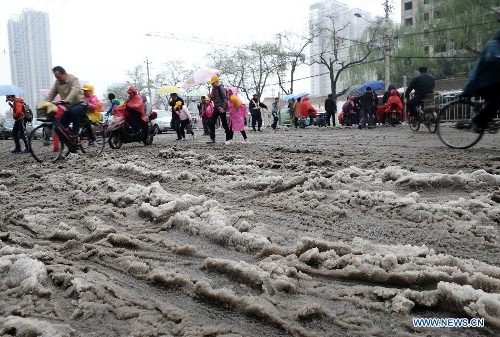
[218, 111, 232, 141]
[257, 112, 262, 130]
[12, 120, 22, 149]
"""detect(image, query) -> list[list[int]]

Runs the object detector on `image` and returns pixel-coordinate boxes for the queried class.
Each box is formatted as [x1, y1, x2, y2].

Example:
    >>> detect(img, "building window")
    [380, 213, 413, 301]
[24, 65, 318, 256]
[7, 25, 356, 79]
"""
[404, 2, 413, 10]
[424, 46, 429, 54]
[405, 18, 413, 26]
[435, 43, 446, 53]
[423, 12, 429, 21]
[434, 10, 441, 19]
[424, 0, 429, 4]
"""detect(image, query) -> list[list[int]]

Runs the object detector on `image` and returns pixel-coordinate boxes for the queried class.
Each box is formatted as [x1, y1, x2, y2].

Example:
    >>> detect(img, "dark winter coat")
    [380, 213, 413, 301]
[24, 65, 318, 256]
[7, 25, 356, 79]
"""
[405, 73, 435, 100]
[360, 91, 375, 109]
[463, 29, 500, 95]
[324, 97, 336, 113]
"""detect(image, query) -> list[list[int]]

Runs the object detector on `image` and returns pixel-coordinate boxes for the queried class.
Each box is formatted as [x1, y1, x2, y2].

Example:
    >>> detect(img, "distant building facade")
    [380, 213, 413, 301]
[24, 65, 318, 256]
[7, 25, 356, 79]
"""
[7, 9, 53, 109]
[309, 0, 371, 97]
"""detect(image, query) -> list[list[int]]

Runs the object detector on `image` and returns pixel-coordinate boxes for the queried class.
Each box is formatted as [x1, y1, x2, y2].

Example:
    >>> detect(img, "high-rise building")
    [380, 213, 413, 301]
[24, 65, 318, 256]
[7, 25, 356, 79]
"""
[7, 8, 53, 109]
[309, 0, 372, 97]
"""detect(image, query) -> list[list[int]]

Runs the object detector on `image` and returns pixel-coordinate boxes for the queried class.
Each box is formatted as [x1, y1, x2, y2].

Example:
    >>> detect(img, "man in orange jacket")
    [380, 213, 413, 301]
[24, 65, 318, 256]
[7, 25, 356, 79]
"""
[6, 95, 30, 154]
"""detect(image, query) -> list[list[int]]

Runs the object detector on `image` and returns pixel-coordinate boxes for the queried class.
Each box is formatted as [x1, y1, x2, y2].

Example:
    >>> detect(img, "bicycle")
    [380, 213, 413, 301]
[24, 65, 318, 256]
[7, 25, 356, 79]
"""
[407, 93, 438, 133]
[28, 111, 105, 163]
[436, 97, 499, 149]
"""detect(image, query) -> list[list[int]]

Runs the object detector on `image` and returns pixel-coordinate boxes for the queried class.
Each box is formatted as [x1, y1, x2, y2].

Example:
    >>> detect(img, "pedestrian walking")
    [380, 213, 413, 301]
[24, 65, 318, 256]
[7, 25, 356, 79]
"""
[226, 87, 249, 144]
[198, 96, 209, 136]
[324, 94, 337, 127]
[249, 93, 268, 132]
[206, 76, 231, 144]
[359, 87, 375, 129]
[5, 95, 30, 153]
[271, 97, 279, 130]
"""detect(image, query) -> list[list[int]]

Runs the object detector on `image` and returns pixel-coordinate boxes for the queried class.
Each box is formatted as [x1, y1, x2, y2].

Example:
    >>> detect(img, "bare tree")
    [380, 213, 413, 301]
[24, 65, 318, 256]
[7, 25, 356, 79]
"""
[205, 48, 248, 96]
[125, 65, 148, 94]
[275, 31, 311, 95]
[309, 14, 384, 96]
[206, 42, 282, 102]
[153, 60, 191, 109]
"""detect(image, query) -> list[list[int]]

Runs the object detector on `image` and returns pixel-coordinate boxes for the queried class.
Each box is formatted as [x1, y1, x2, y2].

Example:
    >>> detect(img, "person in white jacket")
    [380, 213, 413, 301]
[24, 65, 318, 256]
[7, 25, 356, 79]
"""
[174, 101, 195, 140]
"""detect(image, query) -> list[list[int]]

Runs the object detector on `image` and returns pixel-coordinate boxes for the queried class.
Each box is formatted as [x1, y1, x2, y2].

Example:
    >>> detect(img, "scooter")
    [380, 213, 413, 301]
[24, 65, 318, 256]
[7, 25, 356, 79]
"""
[106, 112, 157, 149]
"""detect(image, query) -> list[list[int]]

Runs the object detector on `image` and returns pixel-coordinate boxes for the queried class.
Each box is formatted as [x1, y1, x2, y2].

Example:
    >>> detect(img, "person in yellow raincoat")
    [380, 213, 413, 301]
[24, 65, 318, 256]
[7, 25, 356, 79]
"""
[82, 84, 103, 123]
[82, 83, 102, 145]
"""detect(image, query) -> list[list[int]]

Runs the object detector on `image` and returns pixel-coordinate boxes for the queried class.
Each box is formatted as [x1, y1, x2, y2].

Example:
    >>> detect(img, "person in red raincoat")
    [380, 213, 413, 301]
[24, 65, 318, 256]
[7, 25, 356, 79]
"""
[384, 89, 403, 121]
[299, 96, 317, 126]
[113, 86, 148, 143]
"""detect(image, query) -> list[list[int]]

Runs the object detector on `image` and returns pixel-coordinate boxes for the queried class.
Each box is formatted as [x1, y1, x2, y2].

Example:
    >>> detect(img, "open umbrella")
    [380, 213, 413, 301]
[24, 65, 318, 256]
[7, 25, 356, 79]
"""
[41, 89, 61, 103]
[282, 93, 295, 101]
[294, 92, 310, 99]
[0, 84, 25, 96]
[156, 85, 181, 95]
[359, 80, 385, 92]
[182, 68, 220, 90]
[345, 85, 364, 97]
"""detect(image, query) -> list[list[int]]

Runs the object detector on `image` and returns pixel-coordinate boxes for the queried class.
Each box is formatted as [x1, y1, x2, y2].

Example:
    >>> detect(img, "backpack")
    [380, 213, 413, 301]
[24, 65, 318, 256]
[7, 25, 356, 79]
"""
[342, 101, 351, 114]
[21, 100, 33, 122]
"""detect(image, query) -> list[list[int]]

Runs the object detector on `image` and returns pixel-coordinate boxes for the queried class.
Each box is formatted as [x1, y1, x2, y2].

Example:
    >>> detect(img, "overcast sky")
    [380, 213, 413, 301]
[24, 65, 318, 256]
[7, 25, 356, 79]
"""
[0, 0, 401, 113]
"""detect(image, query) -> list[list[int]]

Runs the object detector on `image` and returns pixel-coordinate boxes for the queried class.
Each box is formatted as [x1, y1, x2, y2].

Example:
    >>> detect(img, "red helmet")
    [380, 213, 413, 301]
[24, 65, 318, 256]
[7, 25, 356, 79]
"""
[150, 111, 158, 120]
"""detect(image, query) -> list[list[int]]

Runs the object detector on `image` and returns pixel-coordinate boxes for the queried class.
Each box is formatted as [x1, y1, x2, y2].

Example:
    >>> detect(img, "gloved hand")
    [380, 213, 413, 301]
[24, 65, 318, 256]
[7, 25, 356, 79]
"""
[218, 107, 225, 113]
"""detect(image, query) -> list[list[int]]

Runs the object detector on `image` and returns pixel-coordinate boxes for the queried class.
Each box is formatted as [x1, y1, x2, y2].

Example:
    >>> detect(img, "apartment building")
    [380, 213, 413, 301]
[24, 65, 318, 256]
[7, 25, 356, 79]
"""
[400, 0, 442, 55]
[7, 9, 53, 109]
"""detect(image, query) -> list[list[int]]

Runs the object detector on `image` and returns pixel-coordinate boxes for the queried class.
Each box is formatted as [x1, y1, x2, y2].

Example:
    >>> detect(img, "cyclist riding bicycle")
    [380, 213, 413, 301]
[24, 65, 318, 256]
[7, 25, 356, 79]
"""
[405, 66, 435, 121]
[462, 29, 500, 133]
[44, 66, 87, 136]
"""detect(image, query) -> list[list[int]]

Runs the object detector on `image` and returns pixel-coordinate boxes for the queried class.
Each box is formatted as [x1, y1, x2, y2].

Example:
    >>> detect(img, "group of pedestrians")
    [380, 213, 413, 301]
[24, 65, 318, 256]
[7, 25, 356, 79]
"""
[192, 76, 277, 145]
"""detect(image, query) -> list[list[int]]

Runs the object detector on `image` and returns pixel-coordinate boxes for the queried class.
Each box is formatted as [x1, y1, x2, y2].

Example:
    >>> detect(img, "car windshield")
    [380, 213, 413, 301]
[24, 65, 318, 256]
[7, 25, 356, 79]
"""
[156, 110, 171, 118]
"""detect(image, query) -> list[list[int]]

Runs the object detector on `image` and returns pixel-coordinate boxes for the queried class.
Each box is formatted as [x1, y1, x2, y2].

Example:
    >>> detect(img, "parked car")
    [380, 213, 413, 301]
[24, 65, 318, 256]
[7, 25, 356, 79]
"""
[151, 109, 172, 134]
[435, 90, 463, 109]
[0, 119, 15, 140]
[279, 107, 291, 126]
[25, 119, 45, 139]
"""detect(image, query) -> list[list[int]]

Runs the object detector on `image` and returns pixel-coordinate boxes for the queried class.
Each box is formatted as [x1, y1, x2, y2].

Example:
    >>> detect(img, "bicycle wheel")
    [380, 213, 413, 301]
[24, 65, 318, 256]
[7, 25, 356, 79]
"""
[408, 115, 420, 131]
[437, 100, 483, 149]
[80, 122, 105, 157]
[29, 124, 63, 163]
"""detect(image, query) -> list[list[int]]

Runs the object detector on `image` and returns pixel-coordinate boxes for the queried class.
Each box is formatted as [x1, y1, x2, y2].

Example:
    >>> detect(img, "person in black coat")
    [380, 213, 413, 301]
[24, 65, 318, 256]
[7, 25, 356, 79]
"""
[249, 93, 268, 132]
[358, 87, 375, 129]
[324, 94, 337, 127]
[169, 93, 184, 140]
[405, 67, 435, 120]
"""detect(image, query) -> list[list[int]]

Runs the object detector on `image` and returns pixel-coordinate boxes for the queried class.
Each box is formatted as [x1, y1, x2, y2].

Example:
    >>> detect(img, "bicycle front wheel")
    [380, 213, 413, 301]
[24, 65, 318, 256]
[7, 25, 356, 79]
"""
[29, 124, 63, 163]
[437, 100, 483, 149]
[408, 115, 420, 131]
[80, 123, 105, 157]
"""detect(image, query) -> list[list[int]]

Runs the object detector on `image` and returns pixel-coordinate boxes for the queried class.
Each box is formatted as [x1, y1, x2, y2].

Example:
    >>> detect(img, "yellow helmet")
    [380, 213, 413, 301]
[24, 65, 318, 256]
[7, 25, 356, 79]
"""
[209, 76, 219, 84]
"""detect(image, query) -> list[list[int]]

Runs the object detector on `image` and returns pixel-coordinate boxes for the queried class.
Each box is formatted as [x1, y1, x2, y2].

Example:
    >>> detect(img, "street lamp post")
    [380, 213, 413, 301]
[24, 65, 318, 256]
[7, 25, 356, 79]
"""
[354, 0, 392, 90]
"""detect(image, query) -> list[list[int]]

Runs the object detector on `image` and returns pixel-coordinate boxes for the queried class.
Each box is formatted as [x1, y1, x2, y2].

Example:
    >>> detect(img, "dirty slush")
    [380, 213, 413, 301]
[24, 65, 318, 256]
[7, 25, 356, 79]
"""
[1, 125, 500, 337]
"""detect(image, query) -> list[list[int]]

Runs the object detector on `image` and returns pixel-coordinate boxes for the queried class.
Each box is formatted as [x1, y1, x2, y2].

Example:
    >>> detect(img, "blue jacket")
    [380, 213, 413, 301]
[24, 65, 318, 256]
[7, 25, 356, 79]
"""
[463, 30, 500, 95]
[107, 98, 121, 115]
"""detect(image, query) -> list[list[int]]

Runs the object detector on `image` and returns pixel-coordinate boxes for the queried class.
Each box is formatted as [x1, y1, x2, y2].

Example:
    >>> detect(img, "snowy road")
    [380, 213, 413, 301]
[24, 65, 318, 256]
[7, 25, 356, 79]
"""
[1, 124, 500, 336]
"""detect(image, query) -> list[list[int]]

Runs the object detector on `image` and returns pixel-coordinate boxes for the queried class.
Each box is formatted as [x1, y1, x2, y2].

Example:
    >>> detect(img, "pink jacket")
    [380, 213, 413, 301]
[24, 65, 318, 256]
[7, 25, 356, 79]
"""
[227, 87, 247, 132]
[176, 106, 192, 121]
